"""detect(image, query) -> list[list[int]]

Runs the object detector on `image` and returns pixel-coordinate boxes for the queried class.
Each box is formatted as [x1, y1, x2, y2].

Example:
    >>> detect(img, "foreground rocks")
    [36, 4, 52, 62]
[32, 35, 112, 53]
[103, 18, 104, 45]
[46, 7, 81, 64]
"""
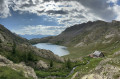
[36, 60, 48, 69]
[81, 57, 120, 79]
[0, 55, 38, 79]
[81, 74, 103, 79]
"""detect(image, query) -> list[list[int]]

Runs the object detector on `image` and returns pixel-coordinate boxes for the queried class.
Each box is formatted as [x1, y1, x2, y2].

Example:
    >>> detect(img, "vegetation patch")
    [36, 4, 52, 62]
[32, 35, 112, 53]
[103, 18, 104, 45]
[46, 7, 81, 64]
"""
[0, 66, 31, 79]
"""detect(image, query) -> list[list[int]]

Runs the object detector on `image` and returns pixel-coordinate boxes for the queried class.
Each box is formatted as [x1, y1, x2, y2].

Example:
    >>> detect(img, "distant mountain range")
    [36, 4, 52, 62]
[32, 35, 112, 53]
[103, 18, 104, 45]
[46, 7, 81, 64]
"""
[20, 34, 53, 40]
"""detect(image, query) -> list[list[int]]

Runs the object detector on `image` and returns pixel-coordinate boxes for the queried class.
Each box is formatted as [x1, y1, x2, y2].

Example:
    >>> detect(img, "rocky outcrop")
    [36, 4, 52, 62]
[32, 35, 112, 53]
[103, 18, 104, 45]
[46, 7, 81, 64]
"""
[0, 33, 5, 42]
[81, 57, 120, 79]
[81, 74, 103, 79]
[0, 55, 13, 64]
[95, 64, 120, 79]
[36, 60, 48, 69]
[0, 55, 38, 79]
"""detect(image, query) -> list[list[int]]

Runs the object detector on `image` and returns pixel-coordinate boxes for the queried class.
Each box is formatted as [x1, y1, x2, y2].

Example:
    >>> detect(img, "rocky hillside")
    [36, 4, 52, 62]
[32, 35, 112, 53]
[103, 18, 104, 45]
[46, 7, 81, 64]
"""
[0, 55, 37, 79]
[0, 24, 28, 44]
[75, 51, 120, 79]
[0, 24, 64, 67]
[30, 20, 120, 45]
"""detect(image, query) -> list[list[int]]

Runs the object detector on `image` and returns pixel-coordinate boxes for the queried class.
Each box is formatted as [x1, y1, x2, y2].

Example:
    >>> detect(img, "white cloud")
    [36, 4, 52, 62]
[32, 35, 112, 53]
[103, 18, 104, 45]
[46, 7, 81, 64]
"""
[0, 0, 11, 18]
[112, 4, 120, 20]
[107, 0, 118, 3]
[1, 0, 120, 35]
[10, 0, 117, 26]
[12, 25, 67, 35]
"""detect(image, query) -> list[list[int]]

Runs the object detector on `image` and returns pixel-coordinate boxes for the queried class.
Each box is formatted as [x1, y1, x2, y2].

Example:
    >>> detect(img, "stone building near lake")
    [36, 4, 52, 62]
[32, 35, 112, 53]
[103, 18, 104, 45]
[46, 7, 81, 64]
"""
[89, 51, 104, 58]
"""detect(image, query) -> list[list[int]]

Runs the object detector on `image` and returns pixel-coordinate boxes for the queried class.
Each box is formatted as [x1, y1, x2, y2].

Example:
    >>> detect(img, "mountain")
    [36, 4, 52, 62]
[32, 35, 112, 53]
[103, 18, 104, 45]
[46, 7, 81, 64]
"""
[30, 20, 120, 58]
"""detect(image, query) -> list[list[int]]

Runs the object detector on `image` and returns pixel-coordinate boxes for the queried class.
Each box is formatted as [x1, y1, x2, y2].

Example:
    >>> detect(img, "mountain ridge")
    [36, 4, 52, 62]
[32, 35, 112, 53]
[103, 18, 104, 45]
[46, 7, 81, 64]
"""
[30, 20, 120, 45]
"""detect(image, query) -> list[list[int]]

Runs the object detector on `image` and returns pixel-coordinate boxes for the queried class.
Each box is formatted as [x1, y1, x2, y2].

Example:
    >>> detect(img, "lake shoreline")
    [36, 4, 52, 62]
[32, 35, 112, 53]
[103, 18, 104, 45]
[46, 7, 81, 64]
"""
[33, 43, 70, 56]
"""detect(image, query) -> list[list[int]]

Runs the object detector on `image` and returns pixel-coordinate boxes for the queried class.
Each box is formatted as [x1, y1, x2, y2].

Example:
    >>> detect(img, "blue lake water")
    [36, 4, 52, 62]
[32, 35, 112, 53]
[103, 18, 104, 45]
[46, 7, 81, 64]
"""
[33, 43, 69, 56]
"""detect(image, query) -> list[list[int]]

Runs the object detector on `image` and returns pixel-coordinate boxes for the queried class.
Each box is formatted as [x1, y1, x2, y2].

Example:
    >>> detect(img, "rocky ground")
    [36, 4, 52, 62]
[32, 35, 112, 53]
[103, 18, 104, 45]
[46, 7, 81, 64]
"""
[79, 51, 120, 79]
[0, 55, 37, 79]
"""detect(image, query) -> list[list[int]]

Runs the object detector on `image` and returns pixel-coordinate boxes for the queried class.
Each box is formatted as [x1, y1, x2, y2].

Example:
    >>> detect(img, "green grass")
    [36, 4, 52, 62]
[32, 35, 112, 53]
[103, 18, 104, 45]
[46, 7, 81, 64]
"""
[113, 74, 120, 79]
[35, 69, 69, 78]
[0, 66, 32, 79]
[35, 65, 71, 78]
[34, 56, 102, 79]
[35, 57, 89, 78]
[74, 58, 103, 78]
[64, 39, 120, 59]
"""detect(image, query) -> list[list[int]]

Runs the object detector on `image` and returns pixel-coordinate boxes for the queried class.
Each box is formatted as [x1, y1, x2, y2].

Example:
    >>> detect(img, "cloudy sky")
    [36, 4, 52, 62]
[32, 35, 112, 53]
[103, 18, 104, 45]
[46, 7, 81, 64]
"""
[0, 0, 120, 38]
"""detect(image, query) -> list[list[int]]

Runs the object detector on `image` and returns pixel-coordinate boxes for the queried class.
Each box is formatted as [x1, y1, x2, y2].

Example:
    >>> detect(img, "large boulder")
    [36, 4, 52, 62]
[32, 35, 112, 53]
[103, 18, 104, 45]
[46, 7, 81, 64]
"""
[0, 55, 13, 64]
[36, 60, 48, 69]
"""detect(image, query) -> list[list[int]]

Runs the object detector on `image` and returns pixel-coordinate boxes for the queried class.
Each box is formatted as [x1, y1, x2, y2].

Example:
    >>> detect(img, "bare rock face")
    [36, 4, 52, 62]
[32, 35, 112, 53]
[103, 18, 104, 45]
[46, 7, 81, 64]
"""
[74, 42, 85, 47]
[0, 33, 5, 42]
[36, 60, 48, 69]
[81, 74, 104, 79]
[15, 63, 38, 79]
[0, 55, 38, 79]
[94, 64, 120, 79]
[0, 55, 13, 64]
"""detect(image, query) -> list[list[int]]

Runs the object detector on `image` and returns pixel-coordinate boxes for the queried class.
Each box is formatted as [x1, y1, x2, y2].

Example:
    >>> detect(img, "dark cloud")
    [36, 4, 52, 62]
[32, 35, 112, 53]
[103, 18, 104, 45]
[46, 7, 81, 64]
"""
[45, 0, 116, 21]
[0, 0, 4, 10]
[46, 10, 68, 15]
[0, 0, 10, 18]
[37, 10, 45, 13]
[0, 0, 119, 24]
[44, 0, 50, 2]
[49, 0, 115, 21]
[77, 0, 115, 21]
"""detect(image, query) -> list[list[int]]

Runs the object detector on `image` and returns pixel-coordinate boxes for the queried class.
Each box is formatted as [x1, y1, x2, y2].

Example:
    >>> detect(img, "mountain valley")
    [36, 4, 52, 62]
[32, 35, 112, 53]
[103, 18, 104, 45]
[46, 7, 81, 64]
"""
[1, 20, 120, 79]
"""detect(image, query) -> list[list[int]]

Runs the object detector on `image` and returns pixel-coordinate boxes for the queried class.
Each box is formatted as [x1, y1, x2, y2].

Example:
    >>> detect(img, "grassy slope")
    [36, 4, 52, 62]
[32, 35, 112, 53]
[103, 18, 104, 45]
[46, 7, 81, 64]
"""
[64, 34, 120, 59]
[0, 66, 32, 79]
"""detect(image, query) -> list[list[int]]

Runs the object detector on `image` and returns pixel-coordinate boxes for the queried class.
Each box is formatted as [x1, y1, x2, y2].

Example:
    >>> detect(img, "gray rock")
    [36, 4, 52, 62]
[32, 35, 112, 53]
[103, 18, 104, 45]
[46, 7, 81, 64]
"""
[0, 55, 38, 79]
[36, 60, 48, 69]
